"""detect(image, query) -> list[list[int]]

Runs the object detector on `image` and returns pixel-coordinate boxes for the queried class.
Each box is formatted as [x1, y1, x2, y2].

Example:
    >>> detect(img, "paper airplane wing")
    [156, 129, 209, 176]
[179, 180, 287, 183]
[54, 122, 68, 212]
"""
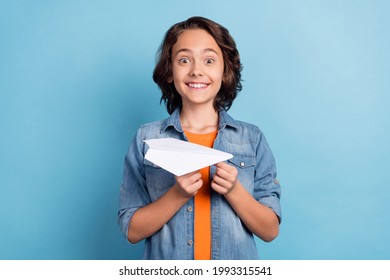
[144, 138, 233, 176]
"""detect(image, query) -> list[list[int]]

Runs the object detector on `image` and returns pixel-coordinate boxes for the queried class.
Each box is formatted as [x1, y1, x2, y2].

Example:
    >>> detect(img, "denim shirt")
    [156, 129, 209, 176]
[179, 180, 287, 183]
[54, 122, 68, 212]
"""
[118, 108, 281, 260]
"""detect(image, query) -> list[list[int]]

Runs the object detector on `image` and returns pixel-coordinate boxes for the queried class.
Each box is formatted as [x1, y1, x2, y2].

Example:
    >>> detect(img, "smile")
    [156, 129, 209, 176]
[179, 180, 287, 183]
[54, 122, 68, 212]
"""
[187, 83, 209, 89]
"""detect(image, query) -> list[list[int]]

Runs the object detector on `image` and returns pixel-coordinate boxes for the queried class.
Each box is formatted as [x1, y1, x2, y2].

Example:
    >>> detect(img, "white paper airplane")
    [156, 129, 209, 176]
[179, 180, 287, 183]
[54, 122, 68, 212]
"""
[144, 138, 233, 176]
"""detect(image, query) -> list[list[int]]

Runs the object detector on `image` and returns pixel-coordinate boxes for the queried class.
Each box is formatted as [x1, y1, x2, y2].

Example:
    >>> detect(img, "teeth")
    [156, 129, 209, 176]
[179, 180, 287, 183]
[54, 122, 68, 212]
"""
[188, 83, 207, 89]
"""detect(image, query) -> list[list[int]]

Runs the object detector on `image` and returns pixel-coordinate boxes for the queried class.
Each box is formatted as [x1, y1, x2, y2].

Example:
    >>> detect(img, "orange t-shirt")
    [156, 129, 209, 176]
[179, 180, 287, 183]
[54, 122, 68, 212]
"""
[184, 129, 217, 260]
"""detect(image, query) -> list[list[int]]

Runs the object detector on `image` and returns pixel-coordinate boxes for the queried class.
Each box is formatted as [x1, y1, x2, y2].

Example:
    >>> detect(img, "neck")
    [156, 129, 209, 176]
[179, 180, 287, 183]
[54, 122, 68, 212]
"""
[180, 106, 219, 134]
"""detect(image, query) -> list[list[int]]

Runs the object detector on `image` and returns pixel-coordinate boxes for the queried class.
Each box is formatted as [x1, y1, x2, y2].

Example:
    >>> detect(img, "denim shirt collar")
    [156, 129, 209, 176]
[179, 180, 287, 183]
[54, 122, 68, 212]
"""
[160, 107, 240, 133]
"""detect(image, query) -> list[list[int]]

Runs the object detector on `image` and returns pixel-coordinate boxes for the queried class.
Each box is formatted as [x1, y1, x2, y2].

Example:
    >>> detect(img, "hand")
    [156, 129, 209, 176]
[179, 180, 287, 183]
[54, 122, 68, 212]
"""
[173, 171, 203, 198]
[211, 162, 238, 195]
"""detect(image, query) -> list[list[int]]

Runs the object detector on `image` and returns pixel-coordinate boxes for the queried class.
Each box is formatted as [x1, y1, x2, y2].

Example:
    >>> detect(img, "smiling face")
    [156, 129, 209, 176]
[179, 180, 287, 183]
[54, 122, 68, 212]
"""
[170, 29, 225, 111]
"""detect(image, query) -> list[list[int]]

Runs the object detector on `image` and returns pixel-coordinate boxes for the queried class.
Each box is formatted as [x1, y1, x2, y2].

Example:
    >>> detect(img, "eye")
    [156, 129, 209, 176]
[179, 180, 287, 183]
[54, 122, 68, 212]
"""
[179, 57, 190, 64]
[205, 58, 215, 64]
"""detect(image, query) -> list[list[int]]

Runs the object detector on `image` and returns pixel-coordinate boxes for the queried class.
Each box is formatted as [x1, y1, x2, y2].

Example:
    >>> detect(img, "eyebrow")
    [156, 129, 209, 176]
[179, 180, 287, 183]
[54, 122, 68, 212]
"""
[175, 48, 219, 56]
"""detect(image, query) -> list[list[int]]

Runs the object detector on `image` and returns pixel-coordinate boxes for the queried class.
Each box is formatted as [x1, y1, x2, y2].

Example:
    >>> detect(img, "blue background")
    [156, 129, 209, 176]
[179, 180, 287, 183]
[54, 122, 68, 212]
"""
[1, 0, 389, 260]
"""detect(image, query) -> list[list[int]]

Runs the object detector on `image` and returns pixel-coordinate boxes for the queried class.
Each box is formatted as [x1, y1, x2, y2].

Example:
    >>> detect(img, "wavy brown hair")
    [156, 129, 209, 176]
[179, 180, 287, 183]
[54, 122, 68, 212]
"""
[153, 16, 243, 114]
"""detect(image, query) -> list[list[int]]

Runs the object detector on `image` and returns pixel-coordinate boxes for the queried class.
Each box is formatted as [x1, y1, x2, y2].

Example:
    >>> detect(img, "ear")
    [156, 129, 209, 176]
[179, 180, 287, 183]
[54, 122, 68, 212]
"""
[167, 76, 173, 83]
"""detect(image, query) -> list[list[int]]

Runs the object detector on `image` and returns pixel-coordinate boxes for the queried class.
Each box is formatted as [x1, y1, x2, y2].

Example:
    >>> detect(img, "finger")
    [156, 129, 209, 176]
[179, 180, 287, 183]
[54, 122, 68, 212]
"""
[212, 174, 229, 188]
[215, 166, 231, 180]
[211, 180, 228, 195]
[175, 177, 203, 198]
[184, 172, 202, 187]
[192, 179, 203, 190]
[177, 170, 200, 180]
[216, 168, 238, 185]
[186, 178, 203, 196]
[176, 171, 201, 186]
[188, 172, 202, 183]
[216, 162, 236, 175]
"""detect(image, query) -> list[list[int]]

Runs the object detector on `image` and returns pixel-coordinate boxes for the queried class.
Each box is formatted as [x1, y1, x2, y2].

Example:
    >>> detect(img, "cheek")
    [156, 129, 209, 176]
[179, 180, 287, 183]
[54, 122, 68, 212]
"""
[171, 79, 185, 96]
[171, 67, 184, 83]
[214, 72, 225, 89]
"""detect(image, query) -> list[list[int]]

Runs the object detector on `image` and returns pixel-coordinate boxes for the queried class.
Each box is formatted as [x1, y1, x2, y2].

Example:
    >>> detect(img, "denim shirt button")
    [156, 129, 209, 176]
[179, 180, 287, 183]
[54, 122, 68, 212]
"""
[187, 240, 193, 246]
[187, 206, 193, 212]
[240, 162, 245, 167]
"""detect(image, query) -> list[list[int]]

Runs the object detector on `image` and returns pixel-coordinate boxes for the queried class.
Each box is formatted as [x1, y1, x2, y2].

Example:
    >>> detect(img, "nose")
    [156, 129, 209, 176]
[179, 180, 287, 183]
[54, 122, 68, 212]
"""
[190, 61, 203, 77]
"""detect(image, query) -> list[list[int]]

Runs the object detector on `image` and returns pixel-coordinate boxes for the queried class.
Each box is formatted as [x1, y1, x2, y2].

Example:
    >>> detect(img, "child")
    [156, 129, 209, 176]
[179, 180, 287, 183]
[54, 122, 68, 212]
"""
[118, 16, 281, 260]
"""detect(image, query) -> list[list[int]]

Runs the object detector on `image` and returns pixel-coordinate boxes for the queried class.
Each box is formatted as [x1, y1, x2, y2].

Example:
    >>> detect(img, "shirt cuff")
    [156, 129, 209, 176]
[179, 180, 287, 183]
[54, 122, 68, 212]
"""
[259, 196, 282, 223]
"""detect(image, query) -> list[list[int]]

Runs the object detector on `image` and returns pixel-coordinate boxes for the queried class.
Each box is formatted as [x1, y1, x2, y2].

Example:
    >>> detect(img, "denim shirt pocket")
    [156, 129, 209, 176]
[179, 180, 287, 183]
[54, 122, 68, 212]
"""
[143, 159, 175, 201]
[228, 155, 256, 194]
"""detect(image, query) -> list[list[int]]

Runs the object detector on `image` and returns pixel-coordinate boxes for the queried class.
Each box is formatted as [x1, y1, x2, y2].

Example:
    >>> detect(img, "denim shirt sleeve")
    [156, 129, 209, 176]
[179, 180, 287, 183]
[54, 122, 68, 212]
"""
[117, 128, 151, 241]
[253, 130, 282, 222]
